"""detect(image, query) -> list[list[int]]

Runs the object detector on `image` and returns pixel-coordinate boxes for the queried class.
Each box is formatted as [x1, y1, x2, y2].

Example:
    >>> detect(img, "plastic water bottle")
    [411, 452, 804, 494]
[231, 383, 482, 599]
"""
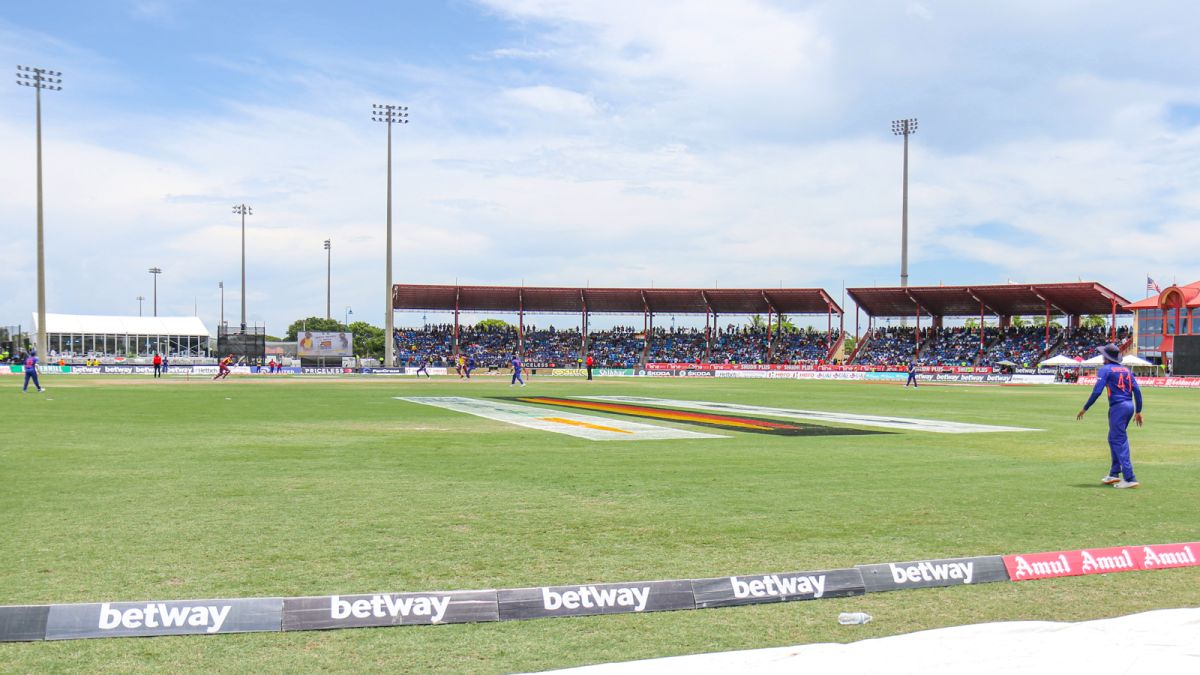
[838, 612, 872, 625]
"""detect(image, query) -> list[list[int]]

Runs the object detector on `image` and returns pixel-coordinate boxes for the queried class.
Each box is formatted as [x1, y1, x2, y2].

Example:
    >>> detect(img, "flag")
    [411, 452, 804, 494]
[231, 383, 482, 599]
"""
[1147, 276, 1161, 294]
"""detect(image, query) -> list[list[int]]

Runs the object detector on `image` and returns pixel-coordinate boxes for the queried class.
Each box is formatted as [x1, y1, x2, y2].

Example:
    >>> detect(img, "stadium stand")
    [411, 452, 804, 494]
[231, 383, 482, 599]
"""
[982, 326, 1053, 367]
[855, 327, 918, 366]
[918, 327, 992, 366]
[1055, 326, 1131, 360]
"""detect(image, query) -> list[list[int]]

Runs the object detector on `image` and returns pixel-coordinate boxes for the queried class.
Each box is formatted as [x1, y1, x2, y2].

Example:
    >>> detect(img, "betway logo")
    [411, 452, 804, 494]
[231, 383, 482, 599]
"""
[542, 586, 650, 612]
[1011, 554, 1070, 579]
[331, 595, 450, 623]
[731, 574, 826, 599]
[1142, 545, 1197, 568]
[99, 602, 230, 634]
[890, 561, 974, 585]
[1080, 549, 1134, 573]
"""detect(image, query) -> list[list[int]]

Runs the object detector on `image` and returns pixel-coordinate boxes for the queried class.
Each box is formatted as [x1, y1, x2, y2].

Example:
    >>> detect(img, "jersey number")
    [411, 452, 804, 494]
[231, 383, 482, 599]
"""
[1115, 372, 1131, 393]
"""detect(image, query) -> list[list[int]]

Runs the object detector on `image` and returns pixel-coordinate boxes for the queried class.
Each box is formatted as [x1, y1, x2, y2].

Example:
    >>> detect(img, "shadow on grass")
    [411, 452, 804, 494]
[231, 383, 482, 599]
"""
[1070, 483, 1110, 489]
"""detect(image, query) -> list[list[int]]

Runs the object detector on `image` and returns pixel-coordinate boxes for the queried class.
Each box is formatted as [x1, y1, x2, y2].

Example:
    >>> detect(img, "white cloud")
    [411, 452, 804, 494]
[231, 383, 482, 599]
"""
[501, 85, 598, 117]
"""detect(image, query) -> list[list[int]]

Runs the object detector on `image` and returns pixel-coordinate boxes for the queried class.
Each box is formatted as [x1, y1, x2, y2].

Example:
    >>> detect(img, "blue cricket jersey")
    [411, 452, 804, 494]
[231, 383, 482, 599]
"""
[1084, 363, 1142, 412]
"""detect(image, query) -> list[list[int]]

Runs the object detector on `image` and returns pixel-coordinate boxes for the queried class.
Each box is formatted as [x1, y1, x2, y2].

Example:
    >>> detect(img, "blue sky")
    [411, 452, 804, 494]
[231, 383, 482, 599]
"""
[2, 0, 1198, 335]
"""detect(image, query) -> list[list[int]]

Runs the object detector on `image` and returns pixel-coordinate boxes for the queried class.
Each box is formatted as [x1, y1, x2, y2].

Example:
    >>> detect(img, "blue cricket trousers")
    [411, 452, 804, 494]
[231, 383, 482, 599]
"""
[1107, 400, 1136, 482]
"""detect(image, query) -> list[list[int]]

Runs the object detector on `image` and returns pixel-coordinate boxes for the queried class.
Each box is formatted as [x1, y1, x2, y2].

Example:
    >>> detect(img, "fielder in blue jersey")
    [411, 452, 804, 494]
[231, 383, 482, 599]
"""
[1076, 344, 1143, 488]
[510, 354, 525, 387]
[905, 360, 919, 388]
[23, 349, 45, 393]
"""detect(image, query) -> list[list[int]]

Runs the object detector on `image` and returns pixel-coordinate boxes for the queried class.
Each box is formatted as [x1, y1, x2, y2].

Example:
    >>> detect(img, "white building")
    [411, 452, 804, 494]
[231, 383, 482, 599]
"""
[32, 313, 212, 357]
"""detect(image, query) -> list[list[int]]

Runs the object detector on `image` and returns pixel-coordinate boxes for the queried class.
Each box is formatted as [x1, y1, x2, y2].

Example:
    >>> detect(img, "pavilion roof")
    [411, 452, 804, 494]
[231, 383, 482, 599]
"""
[393, 285, 842, 315]
[845, 282, 1130, 318]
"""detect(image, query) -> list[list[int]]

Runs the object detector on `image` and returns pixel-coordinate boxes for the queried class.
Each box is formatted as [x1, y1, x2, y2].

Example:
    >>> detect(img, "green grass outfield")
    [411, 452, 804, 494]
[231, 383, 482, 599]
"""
[2, 375, 1197, 673]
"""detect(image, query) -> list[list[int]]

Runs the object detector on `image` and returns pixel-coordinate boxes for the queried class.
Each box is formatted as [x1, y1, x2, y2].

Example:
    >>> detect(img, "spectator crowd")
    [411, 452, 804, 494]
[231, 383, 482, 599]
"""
[392, 323, 839, 367]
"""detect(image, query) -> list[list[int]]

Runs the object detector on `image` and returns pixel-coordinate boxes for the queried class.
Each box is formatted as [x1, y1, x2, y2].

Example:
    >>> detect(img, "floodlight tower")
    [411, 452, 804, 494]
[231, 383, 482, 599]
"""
[137, 295, 145, 317]
[16, 65, 62, 357]
[324, 239, 331, 320]
[892, 118, 918, 288]
[372, 103, 408, 366]
[148, 267, 162, 316]
[232, 204, 252, 331]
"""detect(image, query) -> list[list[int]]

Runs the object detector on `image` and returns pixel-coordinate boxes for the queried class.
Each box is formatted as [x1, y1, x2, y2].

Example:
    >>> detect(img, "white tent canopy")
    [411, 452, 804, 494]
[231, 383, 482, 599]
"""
[1081, 354, 1156, 367]
[1038, 354, 1081, 367]
[32, 313, 211, 337]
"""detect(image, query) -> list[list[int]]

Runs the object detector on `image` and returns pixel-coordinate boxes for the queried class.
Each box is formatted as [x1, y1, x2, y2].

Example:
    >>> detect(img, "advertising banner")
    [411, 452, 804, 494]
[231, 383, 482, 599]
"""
[1078, 376, 1200, 388]
[857, 556, 1008, 593]
[1003, 542, 1200, 582]
[690, 568, 864, 609]
[0, 605, 50, 642]
[927, 373, 1013, 383]
[281, 590, 498, 630]
[643, 363, 994, 374]
[44, 598, 283, 640]
[297, 331, 353, 358]
[7, 365, 68, 375]
[497, 580, 695, 620]
[1010, 374, 1057, 384]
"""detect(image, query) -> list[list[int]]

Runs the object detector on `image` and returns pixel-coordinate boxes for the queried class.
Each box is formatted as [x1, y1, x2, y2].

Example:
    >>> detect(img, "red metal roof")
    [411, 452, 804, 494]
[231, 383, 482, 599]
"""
[1124, 282, 1200, 310]
[393, 285, 842, 315]
[846, 282, 1130, 318]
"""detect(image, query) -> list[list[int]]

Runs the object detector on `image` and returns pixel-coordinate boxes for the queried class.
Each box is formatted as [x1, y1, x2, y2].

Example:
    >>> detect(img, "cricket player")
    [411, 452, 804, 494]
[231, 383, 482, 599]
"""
[1077, 344, 1143, 488]
[23, 349, 45, 393]
[214, 354, 234, 380]
[510, 353, 525, 387]
[415, 355, 431, 378]
[905, 359, 919, 388]
[465, 354, 476, 379]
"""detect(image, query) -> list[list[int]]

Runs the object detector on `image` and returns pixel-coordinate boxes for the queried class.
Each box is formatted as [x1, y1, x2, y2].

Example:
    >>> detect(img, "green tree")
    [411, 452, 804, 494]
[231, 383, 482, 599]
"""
[1031, 316, 1063, 328]
[964, 318, 979, 329]
[1082, 314, 1107, 329]
[749, 314, 798, 332]
[286, 317, 346, 341]
[1011, 316, 1027, 328]
[347, 321, 385, 359]
[475, 319, 511, 330]
[841, 335, 858, 356]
